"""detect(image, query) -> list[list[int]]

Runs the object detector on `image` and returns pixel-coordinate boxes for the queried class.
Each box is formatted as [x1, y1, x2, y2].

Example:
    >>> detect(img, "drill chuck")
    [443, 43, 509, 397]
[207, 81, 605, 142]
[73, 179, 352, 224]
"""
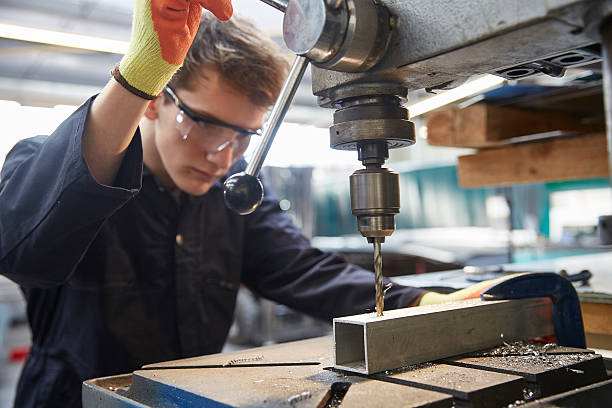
[349, 167, 399, 238]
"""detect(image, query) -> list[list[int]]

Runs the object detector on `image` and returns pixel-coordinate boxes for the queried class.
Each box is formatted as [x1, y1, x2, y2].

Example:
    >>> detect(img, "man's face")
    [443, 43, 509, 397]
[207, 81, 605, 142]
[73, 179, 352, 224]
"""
[147, 67, 268, 196]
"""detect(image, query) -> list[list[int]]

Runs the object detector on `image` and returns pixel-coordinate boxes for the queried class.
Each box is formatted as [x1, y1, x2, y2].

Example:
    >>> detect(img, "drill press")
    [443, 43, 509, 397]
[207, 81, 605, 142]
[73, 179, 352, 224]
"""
[85, 1, 612, 405]
[332, 93, 414, 315]
[224, 0, 415, 316]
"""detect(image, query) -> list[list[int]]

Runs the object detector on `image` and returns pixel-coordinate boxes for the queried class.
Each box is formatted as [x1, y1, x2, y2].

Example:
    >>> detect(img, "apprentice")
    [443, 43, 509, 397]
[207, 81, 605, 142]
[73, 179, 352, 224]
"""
[0, 1, 429, 406]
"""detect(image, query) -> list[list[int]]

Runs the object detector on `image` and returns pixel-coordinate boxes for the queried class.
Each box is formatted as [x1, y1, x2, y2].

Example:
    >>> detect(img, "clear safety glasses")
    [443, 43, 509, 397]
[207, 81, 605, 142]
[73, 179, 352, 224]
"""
[163, 86, 262, 154]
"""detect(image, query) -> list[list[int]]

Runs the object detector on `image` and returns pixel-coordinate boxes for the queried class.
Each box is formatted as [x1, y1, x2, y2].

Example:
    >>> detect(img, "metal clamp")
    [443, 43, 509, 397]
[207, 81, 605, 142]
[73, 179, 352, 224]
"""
[481, 272, 586, 349]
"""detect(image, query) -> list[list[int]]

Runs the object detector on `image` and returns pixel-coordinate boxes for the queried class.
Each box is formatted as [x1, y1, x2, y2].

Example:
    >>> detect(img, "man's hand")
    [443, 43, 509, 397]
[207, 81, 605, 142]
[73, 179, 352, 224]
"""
[115, 0, 233, 99]
[418, 274, 526, 306]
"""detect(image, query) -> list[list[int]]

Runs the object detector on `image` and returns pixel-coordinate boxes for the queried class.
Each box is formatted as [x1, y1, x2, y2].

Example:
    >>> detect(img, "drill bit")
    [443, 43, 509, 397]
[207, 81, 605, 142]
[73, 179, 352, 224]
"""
[373, 237, 384, 317]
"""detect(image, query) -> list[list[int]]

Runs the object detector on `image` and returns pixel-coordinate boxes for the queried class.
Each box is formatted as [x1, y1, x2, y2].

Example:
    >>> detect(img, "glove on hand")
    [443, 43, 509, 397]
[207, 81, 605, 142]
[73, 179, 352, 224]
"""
[113, 0, 233, 99]
[418, 273, 526, 306]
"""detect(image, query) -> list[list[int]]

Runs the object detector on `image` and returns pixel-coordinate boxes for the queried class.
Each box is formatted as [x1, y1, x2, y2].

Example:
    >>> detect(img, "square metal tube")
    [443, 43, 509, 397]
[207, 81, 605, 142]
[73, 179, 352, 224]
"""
[333, 298, 554, 375]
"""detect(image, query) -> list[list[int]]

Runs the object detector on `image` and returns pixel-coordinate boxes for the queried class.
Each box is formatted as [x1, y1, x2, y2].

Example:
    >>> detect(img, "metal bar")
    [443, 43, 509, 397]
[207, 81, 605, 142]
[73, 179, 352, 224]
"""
[258, 0, 288, 13]
[245, 56, 309, 177]
[139, 362, 320, 370]
[333, 298, 553, 375]
[373, 238, 384, 317]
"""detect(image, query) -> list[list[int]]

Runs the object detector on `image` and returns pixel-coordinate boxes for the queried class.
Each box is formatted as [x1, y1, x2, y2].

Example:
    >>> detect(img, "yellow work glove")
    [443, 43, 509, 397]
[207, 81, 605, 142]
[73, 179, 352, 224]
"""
[418, 274, 526, 306]
[113, 0, 233, 99]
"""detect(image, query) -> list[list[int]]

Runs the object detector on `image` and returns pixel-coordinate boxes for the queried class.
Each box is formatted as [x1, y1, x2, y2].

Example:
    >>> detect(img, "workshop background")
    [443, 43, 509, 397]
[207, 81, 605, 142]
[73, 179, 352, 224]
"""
[0, 0, 610, 406]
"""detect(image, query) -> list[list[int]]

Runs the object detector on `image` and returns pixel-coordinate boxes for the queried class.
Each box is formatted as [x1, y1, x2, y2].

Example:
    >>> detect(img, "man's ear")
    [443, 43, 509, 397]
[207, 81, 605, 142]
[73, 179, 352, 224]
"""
[144, 97, 161, 120]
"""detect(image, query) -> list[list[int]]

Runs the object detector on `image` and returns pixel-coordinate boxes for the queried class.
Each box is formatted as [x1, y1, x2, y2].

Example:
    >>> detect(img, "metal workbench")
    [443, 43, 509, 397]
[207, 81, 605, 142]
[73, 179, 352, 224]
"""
[83, 336, 611, 407]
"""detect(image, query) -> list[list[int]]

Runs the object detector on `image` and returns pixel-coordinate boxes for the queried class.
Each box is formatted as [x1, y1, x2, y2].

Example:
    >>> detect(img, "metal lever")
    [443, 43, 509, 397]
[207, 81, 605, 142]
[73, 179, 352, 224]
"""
[223, 56, 310, 215]
[258, 0, 288, 12]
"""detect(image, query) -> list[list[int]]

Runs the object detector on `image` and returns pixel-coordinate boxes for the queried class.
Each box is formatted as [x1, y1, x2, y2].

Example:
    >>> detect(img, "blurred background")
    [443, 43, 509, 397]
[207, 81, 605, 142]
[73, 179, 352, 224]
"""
[0, 1, 609, 405]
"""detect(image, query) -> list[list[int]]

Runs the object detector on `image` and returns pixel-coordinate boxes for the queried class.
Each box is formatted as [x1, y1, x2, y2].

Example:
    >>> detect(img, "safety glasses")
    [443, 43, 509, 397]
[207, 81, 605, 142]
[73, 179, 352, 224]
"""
[163, 86, 262, 153]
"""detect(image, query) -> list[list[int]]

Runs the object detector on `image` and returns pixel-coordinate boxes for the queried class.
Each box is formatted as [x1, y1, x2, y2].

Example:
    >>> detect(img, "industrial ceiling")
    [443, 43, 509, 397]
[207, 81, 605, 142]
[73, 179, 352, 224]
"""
[0, 0, 604, 128]
[0, 0, 332, 125]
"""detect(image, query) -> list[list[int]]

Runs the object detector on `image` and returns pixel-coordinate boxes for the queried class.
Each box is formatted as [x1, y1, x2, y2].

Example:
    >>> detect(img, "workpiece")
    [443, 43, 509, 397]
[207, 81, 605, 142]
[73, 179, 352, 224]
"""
[333, 298, 553, 375]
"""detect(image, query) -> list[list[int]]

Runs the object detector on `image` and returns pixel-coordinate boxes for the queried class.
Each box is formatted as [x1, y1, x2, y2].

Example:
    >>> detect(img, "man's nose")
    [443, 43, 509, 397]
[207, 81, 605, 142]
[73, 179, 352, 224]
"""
[206, 142, 234, 168]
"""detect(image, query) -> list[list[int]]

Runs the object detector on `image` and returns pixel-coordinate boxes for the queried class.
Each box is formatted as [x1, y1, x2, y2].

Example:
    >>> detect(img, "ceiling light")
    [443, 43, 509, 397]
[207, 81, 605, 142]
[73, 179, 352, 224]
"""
[0, 23, 128, 54]
[407, 74, 506, 118]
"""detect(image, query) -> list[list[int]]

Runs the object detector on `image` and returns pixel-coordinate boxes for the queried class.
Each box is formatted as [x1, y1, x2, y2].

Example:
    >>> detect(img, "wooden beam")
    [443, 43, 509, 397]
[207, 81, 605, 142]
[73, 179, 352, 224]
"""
[457, 133, 609, 188]
[581, 302, 612, 336]
[333, 298, 553, 375]
[426, 104, 604, 148]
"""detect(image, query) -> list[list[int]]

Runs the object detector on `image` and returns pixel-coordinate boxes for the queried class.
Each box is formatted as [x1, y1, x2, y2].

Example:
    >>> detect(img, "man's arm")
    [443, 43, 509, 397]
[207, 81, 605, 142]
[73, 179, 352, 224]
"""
[82, 82, 148, 186]
[0, 0, 233, 287]
[83, 0, 233, 186]
[240, 194, 527, 314]
[0, 107, 143, 287]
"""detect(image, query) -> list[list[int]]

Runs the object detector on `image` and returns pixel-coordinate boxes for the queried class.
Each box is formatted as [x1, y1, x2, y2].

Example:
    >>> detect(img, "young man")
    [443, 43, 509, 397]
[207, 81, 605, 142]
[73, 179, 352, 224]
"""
[0, 2, 426, 406]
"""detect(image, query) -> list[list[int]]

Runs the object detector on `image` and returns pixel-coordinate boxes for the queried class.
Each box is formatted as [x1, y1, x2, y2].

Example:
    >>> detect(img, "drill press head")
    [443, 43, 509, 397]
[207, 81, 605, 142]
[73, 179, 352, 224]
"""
[330, 90, 415, 242]
[330, 88, 413, 318]
[280, 0, 416, 242]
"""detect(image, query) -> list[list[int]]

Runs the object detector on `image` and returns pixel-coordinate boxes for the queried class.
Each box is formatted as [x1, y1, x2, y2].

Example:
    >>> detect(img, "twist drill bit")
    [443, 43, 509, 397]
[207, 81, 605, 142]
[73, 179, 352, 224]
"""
[373, 237, 384, 317]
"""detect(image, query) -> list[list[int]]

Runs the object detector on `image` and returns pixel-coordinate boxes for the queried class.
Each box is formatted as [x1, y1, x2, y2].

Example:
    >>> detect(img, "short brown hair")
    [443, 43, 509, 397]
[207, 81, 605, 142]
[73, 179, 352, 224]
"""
[168, 13, 290, 108]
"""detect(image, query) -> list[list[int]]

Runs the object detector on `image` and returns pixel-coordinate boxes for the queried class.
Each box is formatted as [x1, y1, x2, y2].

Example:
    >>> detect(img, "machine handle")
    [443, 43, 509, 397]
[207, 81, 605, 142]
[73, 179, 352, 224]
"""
[246, 55, 309, 177]
[223, 55, 310, 215]
[258, 0, 288, 12]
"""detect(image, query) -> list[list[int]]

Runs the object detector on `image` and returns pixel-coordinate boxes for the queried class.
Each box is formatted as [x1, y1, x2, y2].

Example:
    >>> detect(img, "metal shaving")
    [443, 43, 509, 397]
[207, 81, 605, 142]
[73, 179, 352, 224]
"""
[506, 388, 537, 407]
[223, 355, 264, 366]
[288, 391, 311, 405]
[474, 341, 556, 357]
[471, 341, 594, 369]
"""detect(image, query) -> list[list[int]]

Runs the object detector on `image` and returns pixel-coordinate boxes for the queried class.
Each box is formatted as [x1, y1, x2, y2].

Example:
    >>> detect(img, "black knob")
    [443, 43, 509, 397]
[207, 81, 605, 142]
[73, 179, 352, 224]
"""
[223, 172, 264, 215]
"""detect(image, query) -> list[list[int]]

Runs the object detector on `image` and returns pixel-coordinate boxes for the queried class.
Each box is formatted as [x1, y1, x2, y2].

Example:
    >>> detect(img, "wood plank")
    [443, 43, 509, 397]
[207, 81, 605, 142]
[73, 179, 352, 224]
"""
[581, 302, 612, 335]
[585, 333, 612, 350]
[334, 298, 553, 375]
[457, 133, 608, 188]
[426, 104, 604, 148]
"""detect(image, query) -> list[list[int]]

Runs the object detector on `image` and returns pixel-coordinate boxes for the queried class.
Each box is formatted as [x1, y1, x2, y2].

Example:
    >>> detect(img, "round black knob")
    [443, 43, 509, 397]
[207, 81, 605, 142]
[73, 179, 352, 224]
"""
[223, 172, 264, 215]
